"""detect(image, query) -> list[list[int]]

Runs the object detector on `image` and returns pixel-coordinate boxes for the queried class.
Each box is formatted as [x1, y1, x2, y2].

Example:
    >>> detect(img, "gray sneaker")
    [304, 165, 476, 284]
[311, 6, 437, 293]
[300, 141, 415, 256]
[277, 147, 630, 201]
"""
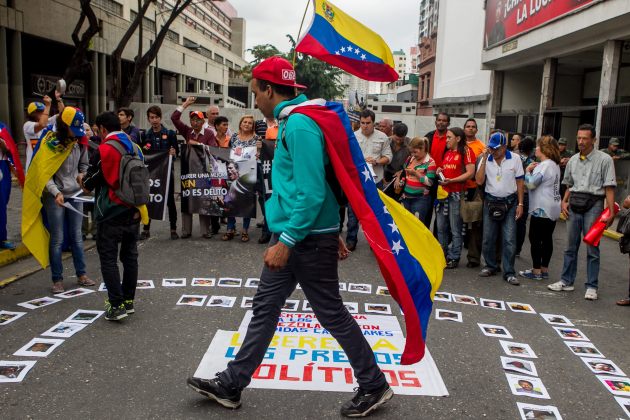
[585, 288, 598, 300]
[505, 276, 520, 286]
[548, 281, 574, 292]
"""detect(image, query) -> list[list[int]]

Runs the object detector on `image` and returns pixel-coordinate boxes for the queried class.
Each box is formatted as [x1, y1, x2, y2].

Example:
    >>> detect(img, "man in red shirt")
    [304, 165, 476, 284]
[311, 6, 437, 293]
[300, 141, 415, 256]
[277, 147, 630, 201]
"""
[463, 118, 486, 268]
[424, 112, 450, 229]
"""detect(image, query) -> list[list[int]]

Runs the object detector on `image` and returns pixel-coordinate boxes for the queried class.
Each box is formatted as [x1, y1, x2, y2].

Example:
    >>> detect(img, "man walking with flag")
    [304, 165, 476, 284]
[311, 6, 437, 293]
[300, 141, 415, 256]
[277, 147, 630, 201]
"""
[187, 56, 393, 417]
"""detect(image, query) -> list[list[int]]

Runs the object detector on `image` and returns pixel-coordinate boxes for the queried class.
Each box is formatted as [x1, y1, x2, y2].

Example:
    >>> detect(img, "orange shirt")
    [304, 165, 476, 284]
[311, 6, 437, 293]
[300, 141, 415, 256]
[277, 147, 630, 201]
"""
[466, 138, 485, 189]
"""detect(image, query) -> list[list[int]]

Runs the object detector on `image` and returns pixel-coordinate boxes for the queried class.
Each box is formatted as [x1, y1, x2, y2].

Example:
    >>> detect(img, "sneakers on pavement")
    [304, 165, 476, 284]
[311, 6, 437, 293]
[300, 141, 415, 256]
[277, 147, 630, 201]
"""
[519, 269, 542, 280]
[187, 376, 242, 409]
[478, 268, 496, 277]
[585, 288, 598, 300]
[51, 281, 65, 294]
[340, 383, 394, 417]
[505, 276, 520, 286]
[548, 281, 574, 292]
[104, 302, 127, 321]
[446, 260, 459, 269]
[123, 300, 135, 314]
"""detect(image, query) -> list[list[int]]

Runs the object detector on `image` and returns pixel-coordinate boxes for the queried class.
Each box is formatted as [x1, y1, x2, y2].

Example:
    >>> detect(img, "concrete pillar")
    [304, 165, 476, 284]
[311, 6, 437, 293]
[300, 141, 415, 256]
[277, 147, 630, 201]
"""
[98, 53, 106, 112]
[537, 58, 557, 139]
[595, 40, 622, 143]
[8, 30, 24, 138]
[195, 78, 201, 93]
[0, 28, 10, 128]
[142, 67, 150, 103]
[486, 70, 503, 132]
[176, 74, 184, 94]
[89, 50, 99, 120]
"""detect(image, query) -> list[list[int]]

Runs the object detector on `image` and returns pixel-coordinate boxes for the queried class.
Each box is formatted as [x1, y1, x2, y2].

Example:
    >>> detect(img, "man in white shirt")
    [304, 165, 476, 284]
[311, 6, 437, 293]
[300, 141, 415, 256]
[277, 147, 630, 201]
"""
[475, 131, 524, 286]
[22, 93, 63, 170]
[345, 109, 392, 251]
[203, 105, 232, 137]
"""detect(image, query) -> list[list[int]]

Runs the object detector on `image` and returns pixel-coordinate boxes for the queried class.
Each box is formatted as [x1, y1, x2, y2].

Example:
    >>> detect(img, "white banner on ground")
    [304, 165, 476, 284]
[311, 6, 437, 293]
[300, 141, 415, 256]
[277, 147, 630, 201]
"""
[194, 328, 448, 396]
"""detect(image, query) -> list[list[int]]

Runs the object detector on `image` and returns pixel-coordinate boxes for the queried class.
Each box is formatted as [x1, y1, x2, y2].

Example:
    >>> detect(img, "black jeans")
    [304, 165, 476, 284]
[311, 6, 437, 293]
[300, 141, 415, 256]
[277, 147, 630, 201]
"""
[221, 233, 386, 392]
[515, 193, 529, 255]
[97, 219, 140, 307]
[528, 216, 556, 269]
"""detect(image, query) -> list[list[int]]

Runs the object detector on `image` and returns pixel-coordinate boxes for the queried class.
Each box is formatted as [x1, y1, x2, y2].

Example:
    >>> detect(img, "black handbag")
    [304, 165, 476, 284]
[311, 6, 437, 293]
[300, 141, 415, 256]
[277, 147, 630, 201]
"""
[617, 209, 630, 254]
[569, 192, 600, 214]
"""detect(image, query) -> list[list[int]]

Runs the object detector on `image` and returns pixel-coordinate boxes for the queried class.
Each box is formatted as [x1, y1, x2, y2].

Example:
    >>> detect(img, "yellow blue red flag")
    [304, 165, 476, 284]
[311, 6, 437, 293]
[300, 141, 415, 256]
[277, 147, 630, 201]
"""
[296, 0, 399, 82]
[289, 100, 445, 364]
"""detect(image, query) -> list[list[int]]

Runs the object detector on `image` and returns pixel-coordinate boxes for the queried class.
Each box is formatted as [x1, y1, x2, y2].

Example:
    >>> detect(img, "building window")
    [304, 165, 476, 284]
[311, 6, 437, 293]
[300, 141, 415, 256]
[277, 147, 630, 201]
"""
[94, 0, 122, 16]
[130, 10, 156, 33]
[198, 46, 213, 60]
[165, 28, 179, 44]
[426, 76, 431, 99]
[214, 54, 224, 64]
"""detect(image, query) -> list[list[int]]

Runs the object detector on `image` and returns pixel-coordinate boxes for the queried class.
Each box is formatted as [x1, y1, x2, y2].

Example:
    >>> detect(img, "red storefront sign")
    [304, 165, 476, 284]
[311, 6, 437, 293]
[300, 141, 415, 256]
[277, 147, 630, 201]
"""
[484, 0, 604, 49]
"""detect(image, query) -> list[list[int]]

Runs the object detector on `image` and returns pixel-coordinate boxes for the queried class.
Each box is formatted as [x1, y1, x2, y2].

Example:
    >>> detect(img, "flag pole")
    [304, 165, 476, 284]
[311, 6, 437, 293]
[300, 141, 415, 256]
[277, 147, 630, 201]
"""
[293, 0, 311, 67]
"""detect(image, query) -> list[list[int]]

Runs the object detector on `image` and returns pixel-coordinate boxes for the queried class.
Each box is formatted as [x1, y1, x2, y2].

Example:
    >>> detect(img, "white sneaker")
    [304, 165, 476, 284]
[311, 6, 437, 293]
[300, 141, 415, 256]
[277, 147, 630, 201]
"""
[585, 288, 598, 300]
[548, 281, 575, 292]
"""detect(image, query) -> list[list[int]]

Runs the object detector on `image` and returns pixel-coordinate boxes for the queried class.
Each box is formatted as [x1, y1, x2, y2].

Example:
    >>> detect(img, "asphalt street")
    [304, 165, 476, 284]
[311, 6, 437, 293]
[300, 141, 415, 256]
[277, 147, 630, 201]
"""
[0, 212, 629, 419]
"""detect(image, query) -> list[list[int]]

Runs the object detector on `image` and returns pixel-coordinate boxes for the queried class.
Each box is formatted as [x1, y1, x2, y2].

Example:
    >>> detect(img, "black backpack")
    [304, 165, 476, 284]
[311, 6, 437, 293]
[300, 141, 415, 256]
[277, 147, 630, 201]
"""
[105, 139, 150, 206]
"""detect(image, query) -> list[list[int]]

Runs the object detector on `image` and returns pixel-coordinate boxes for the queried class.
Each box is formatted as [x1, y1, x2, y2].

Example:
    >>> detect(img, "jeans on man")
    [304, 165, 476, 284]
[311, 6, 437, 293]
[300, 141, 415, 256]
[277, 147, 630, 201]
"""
[220, 233, 386, 392]
[560, 201, 603, 289]
[436, 193, 463, 261]
[97, 218, 140, 307]
[345, 181, 383, 245]
[481, 194, 517, 278]
[402, 195, 432, 228]
[43, 194, 86, 282]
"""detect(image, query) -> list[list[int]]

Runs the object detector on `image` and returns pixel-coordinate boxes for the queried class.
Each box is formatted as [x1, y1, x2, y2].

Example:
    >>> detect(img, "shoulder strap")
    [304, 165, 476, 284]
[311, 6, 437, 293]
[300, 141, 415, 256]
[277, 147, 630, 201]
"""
[106, 139, 135, 156]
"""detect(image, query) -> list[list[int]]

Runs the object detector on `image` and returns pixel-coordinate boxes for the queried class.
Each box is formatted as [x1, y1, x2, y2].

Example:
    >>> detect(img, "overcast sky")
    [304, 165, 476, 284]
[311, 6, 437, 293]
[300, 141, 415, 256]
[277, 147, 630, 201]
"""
[227, 0, 420, 62]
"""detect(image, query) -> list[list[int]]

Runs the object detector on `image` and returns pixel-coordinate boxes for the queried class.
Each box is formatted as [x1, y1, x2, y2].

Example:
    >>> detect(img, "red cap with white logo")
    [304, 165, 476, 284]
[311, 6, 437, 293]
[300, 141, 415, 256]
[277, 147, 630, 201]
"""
[252, 56, 307, 89]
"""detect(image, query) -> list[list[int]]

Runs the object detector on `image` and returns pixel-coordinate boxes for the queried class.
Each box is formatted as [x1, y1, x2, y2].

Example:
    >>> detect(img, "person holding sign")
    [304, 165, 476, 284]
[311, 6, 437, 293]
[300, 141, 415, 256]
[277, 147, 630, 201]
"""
[187, 56, 389, 417]
[171, 97, 218, 239]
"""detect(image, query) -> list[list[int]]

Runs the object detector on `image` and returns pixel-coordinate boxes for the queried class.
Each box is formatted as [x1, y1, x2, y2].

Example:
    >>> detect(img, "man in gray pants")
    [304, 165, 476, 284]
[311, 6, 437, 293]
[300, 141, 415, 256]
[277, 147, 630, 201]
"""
[187, 57, 393, 418]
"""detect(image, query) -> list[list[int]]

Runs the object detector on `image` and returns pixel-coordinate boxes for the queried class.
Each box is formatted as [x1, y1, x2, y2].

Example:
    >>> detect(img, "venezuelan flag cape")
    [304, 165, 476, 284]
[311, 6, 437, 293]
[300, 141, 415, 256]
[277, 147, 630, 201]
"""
[288, 100, 445, 364]
[22, 131, 76, 268]
[0, 122, 25, 187]
[296, 0, 398, 82]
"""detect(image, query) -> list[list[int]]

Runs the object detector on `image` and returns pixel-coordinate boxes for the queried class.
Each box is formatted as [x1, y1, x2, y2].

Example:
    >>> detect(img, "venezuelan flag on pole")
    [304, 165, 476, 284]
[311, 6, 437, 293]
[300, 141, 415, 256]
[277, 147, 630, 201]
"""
[296, 0, 398, 82]
[0, 122, 25, 187]
[289, 100, 445, 365]
[22, 131, 76, 268]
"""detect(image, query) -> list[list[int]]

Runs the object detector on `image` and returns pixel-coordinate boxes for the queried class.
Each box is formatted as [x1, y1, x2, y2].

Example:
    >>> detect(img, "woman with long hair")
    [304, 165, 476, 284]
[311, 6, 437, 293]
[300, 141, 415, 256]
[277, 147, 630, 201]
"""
[223, 115, 260, 242]
[436, 127, 476, 269]
[395, 136, 436, 227]
[519, 136, 562, 280]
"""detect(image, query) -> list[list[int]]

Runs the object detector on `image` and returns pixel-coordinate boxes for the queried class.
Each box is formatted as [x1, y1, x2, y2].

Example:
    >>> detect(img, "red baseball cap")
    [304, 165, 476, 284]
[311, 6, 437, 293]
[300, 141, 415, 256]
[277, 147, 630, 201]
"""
[189, 111, 205, 120]
[252, 56, 307, 89]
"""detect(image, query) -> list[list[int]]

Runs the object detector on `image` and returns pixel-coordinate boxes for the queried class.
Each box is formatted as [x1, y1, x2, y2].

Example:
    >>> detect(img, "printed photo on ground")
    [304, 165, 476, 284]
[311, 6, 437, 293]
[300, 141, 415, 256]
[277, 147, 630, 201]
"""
[597, 376, 630, 397]
[54, 288, 94, 299]
[41, 322, 87, 338]
[540, 313, 573, 326]
[478, 323, 512, 339]
[376, 286, 390, 296]
[207, 296, 236, 308]
[343, 302, 359, 314]
[581, 358, 626, 377]
[192, 278, 216, 287]
[433, 292, 451, 302]
[241, 297, 253, 308]
[177, 295, 207, 306]
[479, 298, 505, 310]
[64, 309, 105, 324]
[516, 402, 563, 420]
[0, 310, 27, 326]
[500, 356, 538, 377]
[14, 338, 65, 358]
[282, 300, 299, 311]
[162, 278, 186, 287]
[17, 297, 61, 310]
[339, 282, 347, 291]
[302, 301, 313, 312]
[505, 373, 550, 399]
[137, 280, 155, 289]
[553, 327, 589, 342]
[244, 278, 260, 288]
[507, 302, 536, 314]
[218, 278, 242, 288]
[0, 360, 37, 383]
[435, 309, 463, 322]
[564, 341, 604, 358]
[615, 396, 630, 418]
[499, 340, 538, 359]
[365, 303, 392, 314]
[452, 294, 478, 305]
[348, 283, 372, 294]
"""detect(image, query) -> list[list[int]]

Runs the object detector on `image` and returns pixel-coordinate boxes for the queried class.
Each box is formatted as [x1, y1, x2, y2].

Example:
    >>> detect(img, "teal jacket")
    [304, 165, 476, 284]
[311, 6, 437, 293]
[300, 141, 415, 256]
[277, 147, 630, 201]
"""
[266, 94, 340, 247]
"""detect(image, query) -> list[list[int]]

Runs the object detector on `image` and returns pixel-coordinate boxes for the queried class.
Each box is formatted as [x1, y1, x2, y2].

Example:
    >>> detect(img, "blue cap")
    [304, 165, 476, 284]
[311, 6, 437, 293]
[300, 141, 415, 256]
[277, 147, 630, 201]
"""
[488, 132, 507, 149]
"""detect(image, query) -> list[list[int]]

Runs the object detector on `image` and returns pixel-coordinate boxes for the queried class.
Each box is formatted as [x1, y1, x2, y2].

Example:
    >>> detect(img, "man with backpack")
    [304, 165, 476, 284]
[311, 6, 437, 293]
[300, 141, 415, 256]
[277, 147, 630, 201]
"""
[80, 112, 149, 321]
[186, 57, 391, 417]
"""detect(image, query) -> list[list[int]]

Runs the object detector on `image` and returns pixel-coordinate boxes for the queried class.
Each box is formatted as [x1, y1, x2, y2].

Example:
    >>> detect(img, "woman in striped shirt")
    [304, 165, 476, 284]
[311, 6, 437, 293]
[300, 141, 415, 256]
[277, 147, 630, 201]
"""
[396, 137, 436, 227]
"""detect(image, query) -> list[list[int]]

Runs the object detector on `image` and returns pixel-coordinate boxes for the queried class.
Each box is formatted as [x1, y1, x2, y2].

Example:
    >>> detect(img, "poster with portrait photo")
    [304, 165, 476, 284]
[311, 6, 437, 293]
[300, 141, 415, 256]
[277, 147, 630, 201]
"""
[376, 286, 390, 296]
[41, 322, 87, 338]
[218, 278, 242, 288]
[344, 302, 359, 314]
[17, 296, 61, 310]
[14, 338, 65, 358]
[435, 309, 462, 323]
[162, 278, 186, 287]
[505, 373, 550, 399]
[207, 296, 236, 308]
[452, 294, 477, 306]
[244, 278, 260, 288]
[54, 287, 95, 299]
[478, 323, 513, 339]
[516, 402, 563, 420]
[192, 278, 216, 287]
[0, 360, 37, 383]
[137, 280, 155, 289]
[339, 282, 347, 292]
[564, 341, 604, 358]
[348, 283, 372, 294]
[64, 309, 105, 324]
[365, 303, 392, 315]
[615, 396, 630, 418]
[480, 298, 505, 310]
[241, 297, 253, 308]
[552, 327, 589, 342]
[500, 356, 538, 377]
[581, 358, 626, 377]
[0, 310, 27, 326]
[499, 341, 538, 359]
[597, 376, 630, 397]
[282, 300, 299, 312]
[507, 302, 536, 314]
[177, 295, 207, 307]
[540, 313, 573, 327]
[433, 292, 451, 302]
[302, 300, 313, 312]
